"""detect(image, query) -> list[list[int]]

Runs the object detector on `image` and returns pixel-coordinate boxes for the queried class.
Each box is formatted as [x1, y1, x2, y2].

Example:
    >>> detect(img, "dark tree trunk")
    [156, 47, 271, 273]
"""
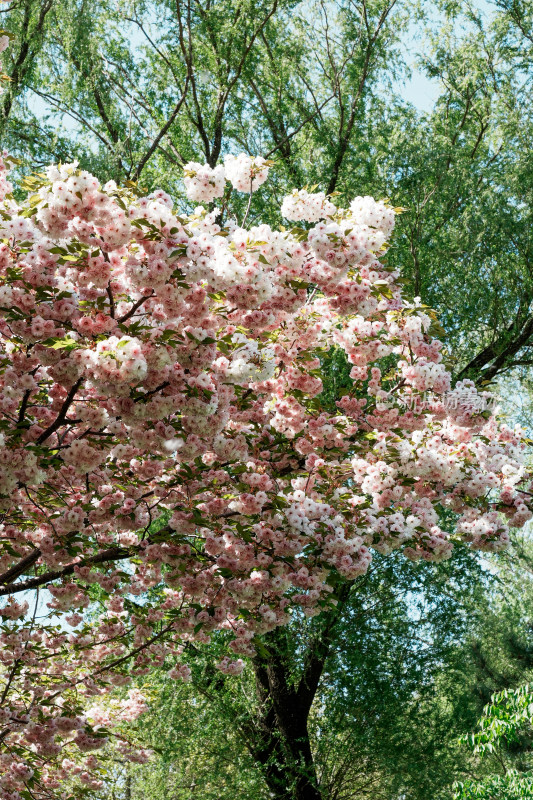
[188, 582, 356, 799]
[245, 582, 355, 800]
[252, 654, 322, 800]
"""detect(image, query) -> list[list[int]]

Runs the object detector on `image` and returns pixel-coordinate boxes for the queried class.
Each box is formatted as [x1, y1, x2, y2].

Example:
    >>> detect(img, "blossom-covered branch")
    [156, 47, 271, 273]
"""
[0, 151, 531, 798]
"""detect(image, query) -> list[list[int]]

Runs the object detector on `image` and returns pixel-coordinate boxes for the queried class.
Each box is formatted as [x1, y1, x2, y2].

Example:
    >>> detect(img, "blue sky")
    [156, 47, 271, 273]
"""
[397, 0, 497, 113]
[25, 0, 500, 142]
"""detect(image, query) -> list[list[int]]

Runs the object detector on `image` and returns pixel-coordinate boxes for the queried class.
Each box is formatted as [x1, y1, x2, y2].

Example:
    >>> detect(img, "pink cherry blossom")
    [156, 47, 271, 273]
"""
[0, 152, 531, 799]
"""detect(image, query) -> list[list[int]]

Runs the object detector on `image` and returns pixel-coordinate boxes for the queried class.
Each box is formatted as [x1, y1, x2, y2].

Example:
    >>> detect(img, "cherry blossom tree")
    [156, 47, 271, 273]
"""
[0, 150, 532, 800]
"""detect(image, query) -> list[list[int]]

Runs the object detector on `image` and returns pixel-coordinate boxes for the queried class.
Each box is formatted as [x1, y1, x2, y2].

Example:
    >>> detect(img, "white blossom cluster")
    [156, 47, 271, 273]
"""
[349, 196, 396, 238]
[224, 153, 270, 193]
[281, 189, 336, 222]
[75, 336, 148, 392]
[182, 154, 271, 203]
[214, 333, 276, 385]
[183, 162, 226, 203]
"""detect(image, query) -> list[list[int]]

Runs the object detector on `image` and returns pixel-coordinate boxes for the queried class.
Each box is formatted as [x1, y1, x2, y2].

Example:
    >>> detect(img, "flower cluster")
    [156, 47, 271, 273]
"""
[223, 153, 270, 192]
[183, 162, 226, 203]
[281, 189, 336, 222]
[0, 152, 531, 800]
[182, 153, 270, 201]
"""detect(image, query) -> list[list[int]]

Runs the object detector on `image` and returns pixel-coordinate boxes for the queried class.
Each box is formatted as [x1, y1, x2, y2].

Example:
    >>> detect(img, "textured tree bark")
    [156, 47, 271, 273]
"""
[252, 655, 322, 800]
[247, 583, 354, 800]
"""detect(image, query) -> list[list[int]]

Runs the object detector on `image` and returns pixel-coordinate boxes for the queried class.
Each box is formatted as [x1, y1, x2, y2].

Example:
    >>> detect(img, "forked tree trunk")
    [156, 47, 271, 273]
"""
[245, 583, 354, 800]
[252, 656, 322, 800]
